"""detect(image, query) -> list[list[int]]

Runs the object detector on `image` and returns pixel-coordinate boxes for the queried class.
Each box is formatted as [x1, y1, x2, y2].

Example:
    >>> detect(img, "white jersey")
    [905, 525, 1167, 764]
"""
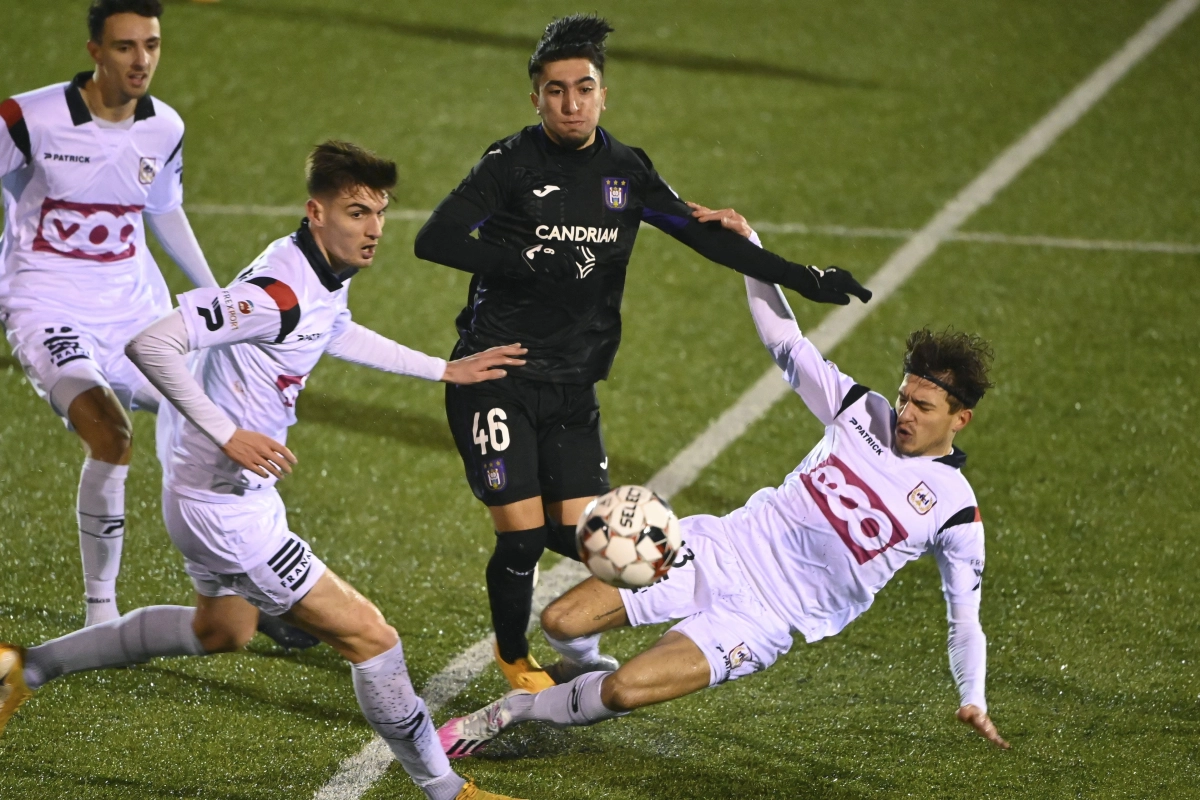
[0, 72, 184, 322]
[730, 283, 986, 646]
[158, 226, 354, 501]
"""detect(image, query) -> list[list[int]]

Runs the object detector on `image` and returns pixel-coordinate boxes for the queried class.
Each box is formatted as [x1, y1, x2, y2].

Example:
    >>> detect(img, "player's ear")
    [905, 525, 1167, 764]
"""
[305, 197, 324, 226]
[530, 91, 540, 114]
[951, 408, 973, 434]
[86, 38, 102, 64]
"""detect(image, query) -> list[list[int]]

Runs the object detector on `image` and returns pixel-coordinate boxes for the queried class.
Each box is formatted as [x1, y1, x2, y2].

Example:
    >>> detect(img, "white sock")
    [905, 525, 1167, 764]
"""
[506, 670, 622, 728]
[544, 630, 603, 665]
[23, 605, 206, 690]
[77, 458, 129, 626]
[351, 640, 464, 800]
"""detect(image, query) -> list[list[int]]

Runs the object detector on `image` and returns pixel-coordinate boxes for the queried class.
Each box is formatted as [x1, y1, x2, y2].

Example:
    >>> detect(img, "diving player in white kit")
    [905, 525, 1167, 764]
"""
[1, 0, 218, 626]
[0, 141, 527, 800]
[436, 205, 1010, 757]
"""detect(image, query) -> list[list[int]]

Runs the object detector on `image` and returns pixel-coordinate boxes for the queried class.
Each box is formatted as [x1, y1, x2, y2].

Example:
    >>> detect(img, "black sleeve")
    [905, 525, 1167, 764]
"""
[413, 147, 526, 279]
[632, 148, 820, 295]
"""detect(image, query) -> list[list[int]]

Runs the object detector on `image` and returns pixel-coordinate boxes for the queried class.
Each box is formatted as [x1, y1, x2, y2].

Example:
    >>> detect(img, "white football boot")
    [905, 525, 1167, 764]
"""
[438, 689, 529, 759]
[544, 653, 620, 685]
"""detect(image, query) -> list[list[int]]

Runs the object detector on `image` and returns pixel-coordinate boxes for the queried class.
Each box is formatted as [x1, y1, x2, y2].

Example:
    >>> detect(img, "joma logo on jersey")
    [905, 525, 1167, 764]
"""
[535, 224, 619, 244]
[801, 454, 909, 564]
[44, 152, 91, 163]
[33, 198, 143, 262]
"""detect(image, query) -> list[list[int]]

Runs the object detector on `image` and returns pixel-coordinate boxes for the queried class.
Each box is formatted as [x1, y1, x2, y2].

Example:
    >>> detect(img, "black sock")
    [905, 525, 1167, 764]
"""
[487, 526, 546, 663]
[544, 522, 583, 562]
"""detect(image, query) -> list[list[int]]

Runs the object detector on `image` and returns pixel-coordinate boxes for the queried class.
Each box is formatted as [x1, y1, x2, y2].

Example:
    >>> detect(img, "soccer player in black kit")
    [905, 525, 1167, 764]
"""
[414, 14, 871, 692]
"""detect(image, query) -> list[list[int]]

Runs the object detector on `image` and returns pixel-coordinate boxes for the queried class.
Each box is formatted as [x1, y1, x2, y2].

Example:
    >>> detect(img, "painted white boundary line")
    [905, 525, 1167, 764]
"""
[314, 2, 1197, 795]
[185, 204, 1200, 257]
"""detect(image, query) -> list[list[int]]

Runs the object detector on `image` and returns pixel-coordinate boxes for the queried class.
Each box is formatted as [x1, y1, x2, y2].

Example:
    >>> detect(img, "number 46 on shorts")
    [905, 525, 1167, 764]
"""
[472, 408, 510, 454]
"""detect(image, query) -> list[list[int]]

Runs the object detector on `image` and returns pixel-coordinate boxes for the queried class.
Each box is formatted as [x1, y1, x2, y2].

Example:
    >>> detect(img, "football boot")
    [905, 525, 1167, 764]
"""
[544, 652, 620, 685]
[0, 644, 32, 738]
[438, 689, 529, 759]
[493, 642, 555, 693]
[454, 778, 526, 800]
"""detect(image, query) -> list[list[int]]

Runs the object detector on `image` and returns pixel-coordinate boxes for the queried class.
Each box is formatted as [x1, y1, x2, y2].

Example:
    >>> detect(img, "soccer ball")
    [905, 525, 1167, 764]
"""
[576, 485, 682, 589]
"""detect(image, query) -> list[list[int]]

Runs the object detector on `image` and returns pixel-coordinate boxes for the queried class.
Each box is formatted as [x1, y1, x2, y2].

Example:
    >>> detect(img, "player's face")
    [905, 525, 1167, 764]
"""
[306, 186, 389, 270]
[531, 58, 607, 150]
[893, 374, 972, 457]
[87, 13, 161, 102]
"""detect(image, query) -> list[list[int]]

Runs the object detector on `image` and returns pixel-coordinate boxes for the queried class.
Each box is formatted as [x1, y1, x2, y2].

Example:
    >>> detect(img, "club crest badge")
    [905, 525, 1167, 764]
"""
[908, 482, 937, 515]
[483, 458, 507, 492]
[238, 300, 254, 315]
[727, 643, 752, 669]
[138, 157, 158, 185]
[602, 177, 628, 210]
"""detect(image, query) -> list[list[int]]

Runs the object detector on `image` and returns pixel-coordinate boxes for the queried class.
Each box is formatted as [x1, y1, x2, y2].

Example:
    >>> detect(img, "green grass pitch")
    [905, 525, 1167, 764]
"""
[2, 1, 1198, 797]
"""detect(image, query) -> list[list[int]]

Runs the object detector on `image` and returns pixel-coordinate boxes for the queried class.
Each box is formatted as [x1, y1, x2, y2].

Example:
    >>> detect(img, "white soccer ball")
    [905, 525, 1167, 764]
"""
[576, 485, 682, 589]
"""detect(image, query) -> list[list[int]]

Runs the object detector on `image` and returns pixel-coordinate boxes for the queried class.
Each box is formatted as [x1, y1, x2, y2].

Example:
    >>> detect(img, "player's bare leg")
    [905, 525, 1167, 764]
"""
[283, 569, 504, 799]
[68, 386, 134, 626]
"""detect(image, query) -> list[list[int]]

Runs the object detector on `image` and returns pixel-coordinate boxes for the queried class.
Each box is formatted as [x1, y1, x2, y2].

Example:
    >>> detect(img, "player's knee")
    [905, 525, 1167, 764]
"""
[194, 617, 254, 654]
[540, 599, 582, 640]
[599, 671, 648, 713]
[82, 415, 134, 463]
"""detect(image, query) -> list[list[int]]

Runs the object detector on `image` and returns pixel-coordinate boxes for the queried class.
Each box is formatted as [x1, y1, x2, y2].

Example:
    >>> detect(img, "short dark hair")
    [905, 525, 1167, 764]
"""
[88, 0, 163, 43]
[528, 14, 615, 85]
[902, 328, 995, 412]
[305, 140, 397, 199]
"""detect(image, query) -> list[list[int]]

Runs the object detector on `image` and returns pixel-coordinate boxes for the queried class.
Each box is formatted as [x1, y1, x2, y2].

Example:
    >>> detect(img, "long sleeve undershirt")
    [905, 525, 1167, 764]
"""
[145, 207, 219, 289]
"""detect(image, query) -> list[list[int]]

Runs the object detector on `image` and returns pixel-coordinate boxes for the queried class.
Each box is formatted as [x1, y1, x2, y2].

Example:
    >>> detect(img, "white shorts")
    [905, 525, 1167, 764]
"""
[162, 488, 326, 617]
[620, 514, 794, 687]
[2, 307, 163, 422]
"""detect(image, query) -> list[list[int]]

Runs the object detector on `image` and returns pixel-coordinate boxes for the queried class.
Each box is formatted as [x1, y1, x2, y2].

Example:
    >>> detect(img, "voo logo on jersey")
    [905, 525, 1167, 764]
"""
[801, 454, 909, 564]
[33, 198, 143, 262]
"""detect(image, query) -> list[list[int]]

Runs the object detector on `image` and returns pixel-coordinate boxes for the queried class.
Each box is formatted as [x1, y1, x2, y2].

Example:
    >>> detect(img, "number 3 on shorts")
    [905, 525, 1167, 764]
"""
[472, 408, 510, 454]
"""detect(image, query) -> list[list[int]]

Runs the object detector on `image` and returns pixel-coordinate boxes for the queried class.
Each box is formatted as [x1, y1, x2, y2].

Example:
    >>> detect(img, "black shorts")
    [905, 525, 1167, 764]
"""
[445, 374, 610, 507]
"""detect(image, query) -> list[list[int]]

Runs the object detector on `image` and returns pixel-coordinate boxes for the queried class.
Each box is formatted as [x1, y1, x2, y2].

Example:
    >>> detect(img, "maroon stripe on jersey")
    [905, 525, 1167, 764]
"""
[0, 98, 32, 165]
[247, 276, 301, 344]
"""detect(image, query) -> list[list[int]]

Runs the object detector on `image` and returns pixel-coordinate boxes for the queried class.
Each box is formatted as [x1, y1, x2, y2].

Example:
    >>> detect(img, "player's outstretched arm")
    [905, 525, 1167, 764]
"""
[442, 344, 528, 384]
[957, 704, 1010, 749]
[125, 309, 296, 478]
[146, 207, 219, 288]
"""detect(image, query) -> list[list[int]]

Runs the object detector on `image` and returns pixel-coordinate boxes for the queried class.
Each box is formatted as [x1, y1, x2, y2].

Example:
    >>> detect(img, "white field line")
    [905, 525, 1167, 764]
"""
[313, 2, 1198, 796]
[185, 205, 1200, 256]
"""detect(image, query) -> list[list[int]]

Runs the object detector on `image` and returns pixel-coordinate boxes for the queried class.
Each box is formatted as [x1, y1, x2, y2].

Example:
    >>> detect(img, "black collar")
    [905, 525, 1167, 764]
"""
[66, 71, 155, 127]
[293, 218, 357, 291]
[934, 446, 968, 469]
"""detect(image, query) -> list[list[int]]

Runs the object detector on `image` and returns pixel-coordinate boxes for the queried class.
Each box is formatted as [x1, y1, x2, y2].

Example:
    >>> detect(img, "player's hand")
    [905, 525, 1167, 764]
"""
[520, 243, 596, 282]
[221, 429, 297, 479]
[956, 704, 1010, 749]
[442, 343, 527, 384]
[687, 201, 755, 240]
[784, 263, 873, 306]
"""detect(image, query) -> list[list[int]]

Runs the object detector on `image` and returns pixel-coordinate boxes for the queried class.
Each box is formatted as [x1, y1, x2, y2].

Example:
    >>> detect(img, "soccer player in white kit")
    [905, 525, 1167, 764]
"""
[1, 0, 219, 626]
[0, 141, 527, 800]
[436, 205, 1010, 757]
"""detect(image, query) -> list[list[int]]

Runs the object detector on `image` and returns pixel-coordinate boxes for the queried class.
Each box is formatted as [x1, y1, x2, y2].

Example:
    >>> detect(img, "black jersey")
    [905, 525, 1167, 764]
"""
[416, 124, 815, 384]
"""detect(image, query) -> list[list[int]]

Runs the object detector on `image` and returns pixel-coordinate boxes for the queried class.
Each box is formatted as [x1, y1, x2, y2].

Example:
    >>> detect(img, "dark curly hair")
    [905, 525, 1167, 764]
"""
[902, 328, 995, 411]
[528, 13, 615, 84]
[305, 140, 396, 199]
[88, 0, 163, 43]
